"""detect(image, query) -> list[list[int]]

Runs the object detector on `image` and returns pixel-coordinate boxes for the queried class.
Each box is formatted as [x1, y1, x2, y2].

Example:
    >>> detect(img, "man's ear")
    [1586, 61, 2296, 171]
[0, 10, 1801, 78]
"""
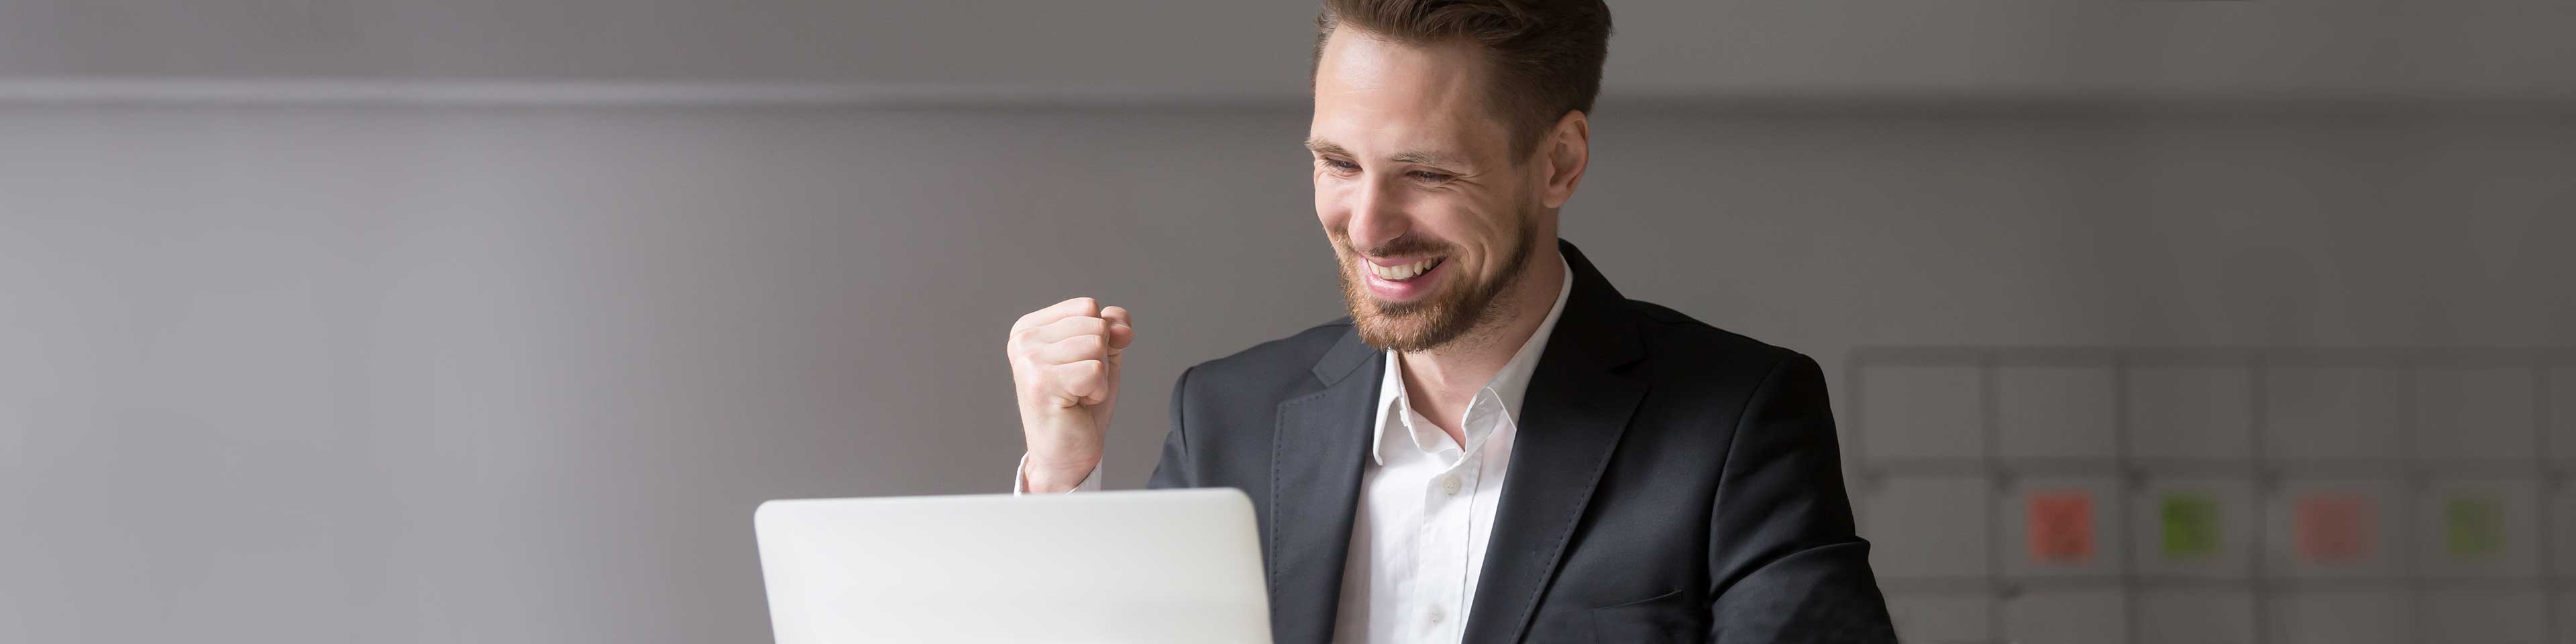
[1539, 110, 1590, 210]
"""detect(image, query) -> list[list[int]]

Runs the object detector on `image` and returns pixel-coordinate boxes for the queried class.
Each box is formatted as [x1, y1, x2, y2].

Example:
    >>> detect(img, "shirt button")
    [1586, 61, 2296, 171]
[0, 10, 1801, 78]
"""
[1429, 606, 1445, 623]
[1441, 474, 1462, 495]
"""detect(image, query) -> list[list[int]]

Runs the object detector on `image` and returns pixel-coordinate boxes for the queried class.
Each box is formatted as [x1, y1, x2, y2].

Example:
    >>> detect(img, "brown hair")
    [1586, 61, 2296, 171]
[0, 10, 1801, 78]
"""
[1314, 0, 1612, 158]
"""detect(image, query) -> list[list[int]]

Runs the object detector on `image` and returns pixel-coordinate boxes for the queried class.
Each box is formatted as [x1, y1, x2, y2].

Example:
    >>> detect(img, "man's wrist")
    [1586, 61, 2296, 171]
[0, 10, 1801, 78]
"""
[1021, 453, 1101, 493]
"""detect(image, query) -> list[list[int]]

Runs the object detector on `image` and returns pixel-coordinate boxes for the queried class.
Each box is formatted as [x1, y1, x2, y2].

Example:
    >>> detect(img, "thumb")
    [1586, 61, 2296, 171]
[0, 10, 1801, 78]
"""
[1100, 305, 1135, 358]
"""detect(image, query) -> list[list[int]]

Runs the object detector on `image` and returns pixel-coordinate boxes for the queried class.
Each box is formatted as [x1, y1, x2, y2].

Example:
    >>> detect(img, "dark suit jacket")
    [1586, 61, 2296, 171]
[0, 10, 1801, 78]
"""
[1147, 239, 1896, 643]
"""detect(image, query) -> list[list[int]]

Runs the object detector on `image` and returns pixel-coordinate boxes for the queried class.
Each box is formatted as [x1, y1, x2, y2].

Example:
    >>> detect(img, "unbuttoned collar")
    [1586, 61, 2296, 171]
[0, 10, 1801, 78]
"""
[1370, 253, 1574, 466]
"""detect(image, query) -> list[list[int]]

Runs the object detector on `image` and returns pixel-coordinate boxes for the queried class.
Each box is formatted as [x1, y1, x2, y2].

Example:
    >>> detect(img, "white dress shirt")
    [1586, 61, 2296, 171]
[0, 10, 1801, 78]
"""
[1334, 258, 1570, 643]
[1018, 257, 1572, 644]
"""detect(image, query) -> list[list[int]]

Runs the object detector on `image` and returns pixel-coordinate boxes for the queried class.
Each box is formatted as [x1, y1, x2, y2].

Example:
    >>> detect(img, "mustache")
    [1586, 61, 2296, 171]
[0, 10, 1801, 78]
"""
[1332, 231, 1455, 260]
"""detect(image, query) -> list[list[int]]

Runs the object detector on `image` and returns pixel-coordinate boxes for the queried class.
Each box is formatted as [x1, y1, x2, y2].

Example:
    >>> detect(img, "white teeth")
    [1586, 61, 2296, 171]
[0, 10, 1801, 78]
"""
[1368, 258, 1440, 281]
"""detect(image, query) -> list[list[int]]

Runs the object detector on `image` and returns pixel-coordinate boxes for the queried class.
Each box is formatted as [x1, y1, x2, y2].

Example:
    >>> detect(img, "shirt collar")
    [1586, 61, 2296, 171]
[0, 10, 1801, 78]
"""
[1371, 253, 1576, 466]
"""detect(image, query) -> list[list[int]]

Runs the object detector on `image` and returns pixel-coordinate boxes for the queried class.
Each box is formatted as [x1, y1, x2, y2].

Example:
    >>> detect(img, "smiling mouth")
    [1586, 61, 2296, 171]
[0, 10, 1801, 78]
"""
[1367, 257, 1445, 282]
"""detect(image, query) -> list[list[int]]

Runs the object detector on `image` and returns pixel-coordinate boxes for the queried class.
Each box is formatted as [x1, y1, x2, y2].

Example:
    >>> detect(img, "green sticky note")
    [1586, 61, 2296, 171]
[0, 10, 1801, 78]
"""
[2159, 493, 2220, 558]
[2447, 496, 2505, 557]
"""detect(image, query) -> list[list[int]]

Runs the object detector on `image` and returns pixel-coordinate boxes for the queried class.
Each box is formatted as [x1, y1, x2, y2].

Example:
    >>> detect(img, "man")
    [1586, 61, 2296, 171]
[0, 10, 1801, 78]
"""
[1004, 1, 1896, 641]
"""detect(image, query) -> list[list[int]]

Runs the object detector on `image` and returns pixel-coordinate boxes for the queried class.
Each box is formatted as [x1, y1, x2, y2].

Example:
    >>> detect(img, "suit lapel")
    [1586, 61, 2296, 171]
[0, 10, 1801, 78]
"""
[1462, 240, 1648, 643]
[1267, 328, 1381, 643]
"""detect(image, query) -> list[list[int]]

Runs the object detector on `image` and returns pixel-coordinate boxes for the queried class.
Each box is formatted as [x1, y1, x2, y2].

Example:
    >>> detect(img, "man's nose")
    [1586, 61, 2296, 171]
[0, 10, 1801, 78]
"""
[1344, 176, 1409, 254]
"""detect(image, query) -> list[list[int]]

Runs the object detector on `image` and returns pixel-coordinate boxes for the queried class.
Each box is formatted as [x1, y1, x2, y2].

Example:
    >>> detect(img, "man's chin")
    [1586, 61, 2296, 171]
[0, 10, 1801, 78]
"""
[1352, 316, 1426, 352]
[1340, 268, 1475, 351]
[1366, 297, 1434, 316]
[1350, 305, 1462, 351]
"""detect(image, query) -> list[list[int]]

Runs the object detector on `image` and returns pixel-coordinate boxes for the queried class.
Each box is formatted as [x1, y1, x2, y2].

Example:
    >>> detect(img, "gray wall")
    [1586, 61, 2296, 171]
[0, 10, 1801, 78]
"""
[5, 102, 2569, 643]
[5, 1, 2574, 642]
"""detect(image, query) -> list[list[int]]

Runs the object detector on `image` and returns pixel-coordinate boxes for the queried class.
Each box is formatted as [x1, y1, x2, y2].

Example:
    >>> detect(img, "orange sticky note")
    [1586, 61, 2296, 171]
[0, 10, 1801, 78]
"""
[2027, 490, 2094, 564]
[2296, 494, 2374, 564]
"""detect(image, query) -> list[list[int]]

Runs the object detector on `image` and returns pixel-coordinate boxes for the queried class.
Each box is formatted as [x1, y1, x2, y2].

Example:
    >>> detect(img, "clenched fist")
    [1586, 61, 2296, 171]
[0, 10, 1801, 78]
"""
[1006, 297, 1134, 492]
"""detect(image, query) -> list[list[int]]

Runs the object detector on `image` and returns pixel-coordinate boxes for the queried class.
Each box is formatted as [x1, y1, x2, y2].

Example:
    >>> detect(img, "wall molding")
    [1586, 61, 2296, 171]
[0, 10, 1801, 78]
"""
[0, 78, 1293, 108]
[1, 78, 2568, 118]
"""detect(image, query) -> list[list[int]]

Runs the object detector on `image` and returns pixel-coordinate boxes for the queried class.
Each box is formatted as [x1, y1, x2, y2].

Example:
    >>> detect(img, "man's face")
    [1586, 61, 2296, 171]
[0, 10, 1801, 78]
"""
[1308, 30, 1545, 353]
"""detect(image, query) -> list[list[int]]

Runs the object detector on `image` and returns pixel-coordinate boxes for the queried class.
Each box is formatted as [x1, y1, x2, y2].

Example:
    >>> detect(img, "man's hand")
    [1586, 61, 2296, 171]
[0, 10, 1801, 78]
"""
[1006, 297, 1134, 492]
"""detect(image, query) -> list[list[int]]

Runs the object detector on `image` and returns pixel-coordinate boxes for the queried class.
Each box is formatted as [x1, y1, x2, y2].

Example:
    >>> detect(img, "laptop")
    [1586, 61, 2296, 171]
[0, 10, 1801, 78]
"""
[753, 488, 1271, 643]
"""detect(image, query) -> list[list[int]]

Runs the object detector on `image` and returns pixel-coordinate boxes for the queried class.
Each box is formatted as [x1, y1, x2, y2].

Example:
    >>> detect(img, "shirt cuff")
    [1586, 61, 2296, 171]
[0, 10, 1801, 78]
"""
[1013, 453, 1101, 494]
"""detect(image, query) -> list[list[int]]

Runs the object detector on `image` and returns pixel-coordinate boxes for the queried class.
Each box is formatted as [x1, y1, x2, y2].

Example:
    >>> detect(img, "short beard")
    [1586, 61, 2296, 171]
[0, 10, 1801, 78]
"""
[1334, 219, 1537, 354]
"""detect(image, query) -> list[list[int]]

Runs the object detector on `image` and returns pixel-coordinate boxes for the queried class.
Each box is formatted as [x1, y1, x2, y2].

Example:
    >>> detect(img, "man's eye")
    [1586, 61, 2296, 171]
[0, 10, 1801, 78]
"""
[1321, 158, 1360, 172]
[1408, 170, 1453, 183]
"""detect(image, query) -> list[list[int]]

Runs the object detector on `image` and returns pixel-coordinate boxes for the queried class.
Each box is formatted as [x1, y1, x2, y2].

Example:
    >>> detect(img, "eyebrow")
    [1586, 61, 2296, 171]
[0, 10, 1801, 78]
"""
[1303, 138, 1351, 158]
[1303, 137, 1472, 168]
[1389, 149, 1469, 168]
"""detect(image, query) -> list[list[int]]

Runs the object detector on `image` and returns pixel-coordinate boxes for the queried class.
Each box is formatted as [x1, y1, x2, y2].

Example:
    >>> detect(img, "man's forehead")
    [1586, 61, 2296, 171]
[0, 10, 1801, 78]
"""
[1309, 32, 1509, 162]
[1313, 31, 1490, 107]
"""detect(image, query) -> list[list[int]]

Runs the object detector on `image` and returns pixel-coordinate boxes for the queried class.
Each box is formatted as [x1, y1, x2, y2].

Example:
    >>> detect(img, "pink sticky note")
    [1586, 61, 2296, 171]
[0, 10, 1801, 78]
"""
[2027, 490, 2094, 564]
[2296, 493, 2374, 564]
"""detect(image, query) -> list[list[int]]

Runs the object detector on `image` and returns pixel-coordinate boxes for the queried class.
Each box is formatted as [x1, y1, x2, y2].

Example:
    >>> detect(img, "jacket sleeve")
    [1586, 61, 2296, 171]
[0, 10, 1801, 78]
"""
[1706, 352, 1897, 643]
[1145, 366, 1195, 490]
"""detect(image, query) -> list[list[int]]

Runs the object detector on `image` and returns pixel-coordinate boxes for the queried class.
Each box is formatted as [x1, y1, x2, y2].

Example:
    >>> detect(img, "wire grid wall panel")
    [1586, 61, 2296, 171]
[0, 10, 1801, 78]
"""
[1847, 347, 2576, 644]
